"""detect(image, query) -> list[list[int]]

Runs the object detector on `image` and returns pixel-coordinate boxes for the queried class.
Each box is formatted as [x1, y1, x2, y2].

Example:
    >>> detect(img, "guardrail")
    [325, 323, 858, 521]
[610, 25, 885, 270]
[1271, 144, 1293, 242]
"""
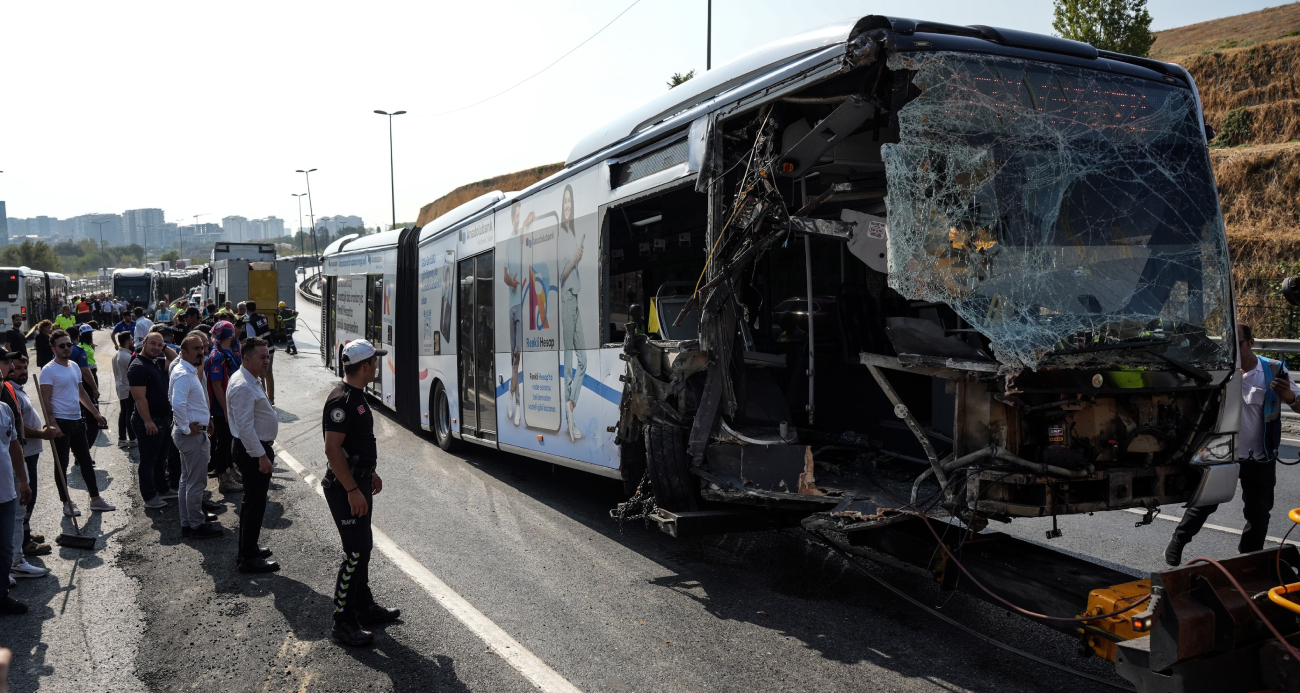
[297, 273, 322, 306]
[1254, 339, 1300, 354]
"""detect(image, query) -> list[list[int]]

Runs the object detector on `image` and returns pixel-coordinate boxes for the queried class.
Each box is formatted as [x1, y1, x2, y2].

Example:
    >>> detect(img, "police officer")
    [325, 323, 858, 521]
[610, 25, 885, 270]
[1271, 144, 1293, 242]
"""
[321, 339, 399, 647]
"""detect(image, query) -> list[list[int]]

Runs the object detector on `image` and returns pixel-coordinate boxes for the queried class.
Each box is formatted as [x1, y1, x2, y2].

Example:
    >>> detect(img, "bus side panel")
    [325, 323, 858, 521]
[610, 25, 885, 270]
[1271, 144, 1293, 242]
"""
[417, 233, 459, 432]
[493, 168, 616, 469]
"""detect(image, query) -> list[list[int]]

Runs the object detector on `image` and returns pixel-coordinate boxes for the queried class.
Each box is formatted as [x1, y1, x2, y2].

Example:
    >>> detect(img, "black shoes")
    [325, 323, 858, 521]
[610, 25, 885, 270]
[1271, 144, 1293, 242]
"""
[254, 547, 273, 559]
[189, 523, 223, 539]
[1165, 538, 1186, 567]
[331, 614, 374, 647]
[0, 596, 28, 615]
[201, 500, 223, 512]
[237, 557, 280, 573]
[358, 603, 401, 625]
[205, 512, 219, 523]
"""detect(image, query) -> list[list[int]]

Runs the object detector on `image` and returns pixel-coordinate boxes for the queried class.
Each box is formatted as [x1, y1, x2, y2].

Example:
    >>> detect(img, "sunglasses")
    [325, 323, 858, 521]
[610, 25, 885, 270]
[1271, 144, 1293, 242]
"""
[54, 342, 73, 349]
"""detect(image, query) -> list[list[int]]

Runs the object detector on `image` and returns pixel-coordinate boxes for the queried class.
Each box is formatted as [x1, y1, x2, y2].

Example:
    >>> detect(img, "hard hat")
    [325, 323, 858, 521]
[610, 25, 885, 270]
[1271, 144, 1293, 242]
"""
[278, 301, 286, 307]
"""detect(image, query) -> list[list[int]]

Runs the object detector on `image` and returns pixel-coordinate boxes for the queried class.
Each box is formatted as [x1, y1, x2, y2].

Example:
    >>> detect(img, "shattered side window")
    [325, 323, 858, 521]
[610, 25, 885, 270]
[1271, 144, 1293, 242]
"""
[882, 52, 1232, 371]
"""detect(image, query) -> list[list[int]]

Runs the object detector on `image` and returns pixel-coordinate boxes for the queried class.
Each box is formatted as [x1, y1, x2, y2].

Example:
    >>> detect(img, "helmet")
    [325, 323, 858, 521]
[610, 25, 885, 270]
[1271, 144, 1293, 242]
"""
[278, 301, 286, 307]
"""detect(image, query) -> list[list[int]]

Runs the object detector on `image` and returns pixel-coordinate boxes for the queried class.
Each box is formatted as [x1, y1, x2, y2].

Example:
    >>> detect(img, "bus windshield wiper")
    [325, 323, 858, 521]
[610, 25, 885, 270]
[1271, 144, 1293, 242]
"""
[1050, 339, 1211, 384]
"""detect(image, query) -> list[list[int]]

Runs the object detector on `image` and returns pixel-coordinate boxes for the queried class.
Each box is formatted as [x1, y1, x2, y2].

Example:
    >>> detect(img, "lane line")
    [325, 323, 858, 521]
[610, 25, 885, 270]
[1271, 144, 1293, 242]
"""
[1121, 508, 1294, 545]
[273, 444, 583, 693]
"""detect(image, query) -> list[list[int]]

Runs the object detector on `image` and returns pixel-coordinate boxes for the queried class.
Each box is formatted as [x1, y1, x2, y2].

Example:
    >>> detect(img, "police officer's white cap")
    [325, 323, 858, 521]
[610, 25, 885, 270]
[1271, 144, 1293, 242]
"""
[341, 339, 387, 364]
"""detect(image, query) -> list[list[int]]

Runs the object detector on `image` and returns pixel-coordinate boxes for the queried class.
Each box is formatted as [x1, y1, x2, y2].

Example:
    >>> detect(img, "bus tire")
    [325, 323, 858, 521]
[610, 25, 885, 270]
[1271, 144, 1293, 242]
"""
[432, 381, 457, 452]
[620, 434, 646, 497]
[644, 420, 699, 512]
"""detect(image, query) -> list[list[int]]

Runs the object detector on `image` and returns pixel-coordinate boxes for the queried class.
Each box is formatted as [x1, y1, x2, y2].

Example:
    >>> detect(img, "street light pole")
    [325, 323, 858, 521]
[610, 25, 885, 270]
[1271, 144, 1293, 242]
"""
[292, 193, 307, 255]
[296, 168, 318, 257]
[187, 213, 210, 267]
[374, 110, 406, 231]
[89, 218, 111, 278]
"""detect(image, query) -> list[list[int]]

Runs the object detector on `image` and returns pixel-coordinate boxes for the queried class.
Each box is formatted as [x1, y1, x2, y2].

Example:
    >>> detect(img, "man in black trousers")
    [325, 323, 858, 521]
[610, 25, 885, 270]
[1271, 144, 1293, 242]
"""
[322, 339, 400, 647]
[225, 337, 278, 573]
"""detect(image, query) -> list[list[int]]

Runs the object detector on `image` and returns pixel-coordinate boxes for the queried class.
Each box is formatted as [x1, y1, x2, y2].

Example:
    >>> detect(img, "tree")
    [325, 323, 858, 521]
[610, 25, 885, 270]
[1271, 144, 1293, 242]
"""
[667, 69, 696, 89]
[159, 249, 180, 263]
[0, 240, 62, 273]
[1052, 0, 1154, 57]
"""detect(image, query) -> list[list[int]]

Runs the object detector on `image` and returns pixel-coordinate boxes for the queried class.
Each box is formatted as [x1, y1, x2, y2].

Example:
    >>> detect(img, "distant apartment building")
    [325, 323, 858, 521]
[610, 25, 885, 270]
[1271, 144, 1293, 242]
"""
[123, 208, 165, 247]
[317, 215, 363, 235]
[248, 216, 285, 240]
[72, 213, 125, 246]
[0, 202, 7, 246]
[222, 215, 249, 242]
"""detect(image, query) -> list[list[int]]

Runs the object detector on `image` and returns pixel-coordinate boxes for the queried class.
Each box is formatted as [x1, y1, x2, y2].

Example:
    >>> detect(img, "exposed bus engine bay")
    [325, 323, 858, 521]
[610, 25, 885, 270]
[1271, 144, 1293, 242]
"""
[612, 18, 1239, 535]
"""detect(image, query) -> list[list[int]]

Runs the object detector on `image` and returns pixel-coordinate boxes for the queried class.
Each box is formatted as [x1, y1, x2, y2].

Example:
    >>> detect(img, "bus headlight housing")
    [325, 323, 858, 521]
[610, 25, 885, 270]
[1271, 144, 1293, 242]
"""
[1191, 433, 1234, 465]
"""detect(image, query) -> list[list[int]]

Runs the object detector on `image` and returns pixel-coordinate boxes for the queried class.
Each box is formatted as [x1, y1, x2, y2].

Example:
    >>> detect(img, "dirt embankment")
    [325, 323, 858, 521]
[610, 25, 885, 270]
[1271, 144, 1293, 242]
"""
[415, 163, 564, 229]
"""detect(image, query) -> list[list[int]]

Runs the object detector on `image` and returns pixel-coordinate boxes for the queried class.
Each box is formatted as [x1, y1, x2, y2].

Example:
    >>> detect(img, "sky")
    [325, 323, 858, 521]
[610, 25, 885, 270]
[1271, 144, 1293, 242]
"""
[0, 0, 1285, 232]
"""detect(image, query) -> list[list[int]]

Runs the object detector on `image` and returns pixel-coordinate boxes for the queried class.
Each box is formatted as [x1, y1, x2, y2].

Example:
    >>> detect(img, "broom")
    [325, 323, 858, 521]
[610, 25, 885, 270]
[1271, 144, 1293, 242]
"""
[32, 372, 98, 550]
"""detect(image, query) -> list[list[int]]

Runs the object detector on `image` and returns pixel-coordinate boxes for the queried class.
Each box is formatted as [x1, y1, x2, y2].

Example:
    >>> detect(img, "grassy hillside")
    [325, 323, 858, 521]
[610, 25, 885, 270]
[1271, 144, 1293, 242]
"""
[1161, 5, 1300, 335]
[414, 163, 564, 229]
[1150, 3, 1300, 61]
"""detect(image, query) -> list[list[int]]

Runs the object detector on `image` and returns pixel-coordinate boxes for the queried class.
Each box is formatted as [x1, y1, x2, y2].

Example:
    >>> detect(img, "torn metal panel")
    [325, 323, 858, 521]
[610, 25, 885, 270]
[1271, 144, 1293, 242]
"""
[702, 443, 820, 496]
[881, 52, 1234, 372]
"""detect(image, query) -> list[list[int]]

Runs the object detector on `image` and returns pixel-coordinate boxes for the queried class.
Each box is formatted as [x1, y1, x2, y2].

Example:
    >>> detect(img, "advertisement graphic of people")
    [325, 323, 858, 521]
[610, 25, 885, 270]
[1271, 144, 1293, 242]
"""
[558, 185, 586, 441]
[501, 202, 533, 427]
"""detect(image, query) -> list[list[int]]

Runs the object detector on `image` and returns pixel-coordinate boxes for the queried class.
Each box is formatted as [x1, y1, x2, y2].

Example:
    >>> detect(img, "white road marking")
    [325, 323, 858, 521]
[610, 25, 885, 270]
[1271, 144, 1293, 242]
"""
[1122, 508, 1295, 545]
[274, 445, 584, 693]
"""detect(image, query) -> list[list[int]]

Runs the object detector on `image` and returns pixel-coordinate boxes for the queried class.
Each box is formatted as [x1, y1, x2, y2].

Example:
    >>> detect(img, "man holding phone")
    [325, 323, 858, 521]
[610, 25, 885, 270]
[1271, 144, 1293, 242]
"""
[169, 333, 220, 539]
[1166, 324, 1300, 565]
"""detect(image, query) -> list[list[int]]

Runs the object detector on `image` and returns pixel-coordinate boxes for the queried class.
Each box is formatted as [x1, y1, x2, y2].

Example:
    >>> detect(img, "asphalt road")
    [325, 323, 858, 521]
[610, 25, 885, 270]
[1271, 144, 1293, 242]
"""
[3, 294, 1297, 692]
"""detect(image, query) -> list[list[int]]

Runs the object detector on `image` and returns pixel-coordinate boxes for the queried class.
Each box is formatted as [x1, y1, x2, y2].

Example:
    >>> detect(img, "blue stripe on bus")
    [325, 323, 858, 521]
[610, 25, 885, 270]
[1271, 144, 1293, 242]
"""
[491, 365, 621, 405]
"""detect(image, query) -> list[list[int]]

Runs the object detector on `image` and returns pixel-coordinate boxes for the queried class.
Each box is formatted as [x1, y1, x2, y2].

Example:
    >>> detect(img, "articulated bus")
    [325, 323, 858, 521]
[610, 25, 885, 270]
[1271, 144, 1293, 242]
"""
[322, 15, 1239, 529]
[0, 267, 69, 324]
[112, 268, 156, 307]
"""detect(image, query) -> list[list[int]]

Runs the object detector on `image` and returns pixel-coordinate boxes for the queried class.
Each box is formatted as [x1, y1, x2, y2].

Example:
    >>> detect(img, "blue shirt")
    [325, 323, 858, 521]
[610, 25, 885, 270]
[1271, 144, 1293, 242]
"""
[70, 344, 89, 368]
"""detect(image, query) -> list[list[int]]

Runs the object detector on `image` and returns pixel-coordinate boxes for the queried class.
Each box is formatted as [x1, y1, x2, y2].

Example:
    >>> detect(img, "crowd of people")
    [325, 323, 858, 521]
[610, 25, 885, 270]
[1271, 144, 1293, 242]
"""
[0, 293, 302, 615]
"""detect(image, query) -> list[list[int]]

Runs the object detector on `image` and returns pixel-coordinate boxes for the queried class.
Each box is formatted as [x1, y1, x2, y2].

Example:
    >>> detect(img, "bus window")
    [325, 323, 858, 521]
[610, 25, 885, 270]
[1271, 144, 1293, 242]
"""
[604, 184, 707, 343]
[0, 274, 18, 303]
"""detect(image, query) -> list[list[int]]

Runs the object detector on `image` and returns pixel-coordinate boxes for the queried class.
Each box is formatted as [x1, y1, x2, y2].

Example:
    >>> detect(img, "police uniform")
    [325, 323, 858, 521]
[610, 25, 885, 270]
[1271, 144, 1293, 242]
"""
[321, 339, 398, 645]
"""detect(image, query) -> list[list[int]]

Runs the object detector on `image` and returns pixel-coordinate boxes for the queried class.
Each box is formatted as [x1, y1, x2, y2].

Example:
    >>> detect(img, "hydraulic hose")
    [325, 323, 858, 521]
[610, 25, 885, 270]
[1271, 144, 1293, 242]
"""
[942, 446, 1090, 479]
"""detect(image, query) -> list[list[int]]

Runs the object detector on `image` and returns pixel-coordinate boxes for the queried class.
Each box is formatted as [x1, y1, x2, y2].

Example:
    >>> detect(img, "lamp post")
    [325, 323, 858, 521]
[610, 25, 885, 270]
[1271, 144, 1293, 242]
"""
[295, 168, 318, 257]
[292, 193, 307, 255]
[373, 110, 406, 231]
[89, 218, 112, 278]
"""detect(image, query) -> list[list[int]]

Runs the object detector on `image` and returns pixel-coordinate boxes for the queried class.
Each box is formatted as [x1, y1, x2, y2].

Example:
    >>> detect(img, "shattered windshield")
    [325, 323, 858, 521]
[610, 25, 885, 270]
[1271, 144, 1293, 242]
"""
[882, 52, 1232, 371]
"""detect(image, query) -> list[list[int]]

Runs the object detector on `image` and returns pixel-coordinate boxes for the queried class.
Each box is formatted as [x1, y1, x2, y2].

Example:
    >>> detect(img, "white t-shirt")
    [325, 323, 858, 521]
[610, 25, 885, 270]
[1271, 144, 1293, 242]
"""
[1238, 358, 1300, 460]
[13, 383, 44, 457]
[134, 316, 154, 340]
[0, 403, 18, 504]
[41, 360, 85, 419]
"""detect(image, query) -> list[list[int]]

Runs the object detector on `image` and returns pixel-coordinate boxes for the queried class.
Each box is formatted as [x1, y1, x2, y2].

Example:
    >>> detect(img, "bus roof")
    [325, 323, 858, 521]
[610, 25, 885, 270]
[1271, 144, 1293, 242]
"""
[330, 230, 402, 256]
[417, 190, 506, 244]
[113, 268, 154, 278]
[566, 18, 859, 165]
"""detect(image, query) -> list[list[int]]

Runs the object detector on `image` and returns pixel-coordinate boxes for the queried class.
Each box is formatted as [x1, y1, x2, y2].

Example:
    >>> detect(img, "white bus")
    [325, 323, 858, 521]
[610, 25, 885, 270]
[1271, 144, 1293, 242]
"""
[112, 268, 156, 307]
[322, 14, 1239, 526]
[0, 267, 68, 324]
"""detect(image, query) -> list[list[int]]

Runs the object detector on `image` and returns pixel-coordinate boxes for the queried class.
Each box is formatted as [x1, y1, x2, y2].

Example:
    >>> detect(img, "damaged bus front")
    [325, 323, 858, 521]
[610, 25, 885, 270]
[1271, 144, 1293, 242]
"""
[613, 16, 1239, 535]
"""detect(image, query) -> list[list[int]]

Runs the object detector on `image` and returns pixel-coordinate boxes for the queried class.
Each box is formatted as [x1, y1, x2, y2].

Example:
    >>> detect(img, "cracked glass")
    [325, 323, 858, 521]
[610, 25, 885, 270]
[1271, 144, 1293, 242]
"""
[882, 52, 1232, 371]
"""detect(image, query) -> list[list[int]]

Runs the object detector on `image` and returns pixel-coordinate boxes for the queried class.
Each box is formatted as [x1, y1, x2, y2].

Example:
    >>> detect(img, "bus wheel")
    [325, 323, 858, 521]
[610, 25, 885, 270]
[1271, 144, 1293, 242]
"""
[619, 434, 646, 497]
[432, 381, 457, 452]
[644, 421, 699, 512]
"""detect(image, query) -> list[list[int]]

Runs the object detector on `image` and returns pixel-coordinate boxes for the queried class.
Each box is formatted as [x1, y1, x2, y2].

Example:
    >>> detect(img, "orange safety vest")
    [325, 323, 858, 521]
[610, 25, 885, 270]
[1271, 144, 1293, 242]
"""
[76, 301, 90, 314]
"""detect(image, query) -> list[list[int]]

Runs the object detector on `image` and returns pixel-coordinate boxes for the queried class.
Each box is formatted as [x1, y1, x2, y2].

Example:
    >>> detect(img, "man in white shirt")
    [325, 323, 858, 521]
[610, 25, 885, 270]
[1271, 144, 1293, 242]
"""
[169, 334, 220, 539]
[0, 394, 31, 615]
[39, 329, 113, 516]
[1167, 324, 1300, 565]
[226, 337, 279, 572]
[132, 307, 154, 342]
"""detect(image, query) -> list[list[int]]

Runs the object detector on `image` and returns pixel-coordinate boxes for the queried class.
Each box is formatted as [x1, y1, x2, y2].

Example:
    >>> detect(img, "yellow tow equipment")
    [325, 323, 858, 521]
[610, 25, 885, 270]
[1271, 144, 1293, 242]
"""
[1267, 508, 1300, 615]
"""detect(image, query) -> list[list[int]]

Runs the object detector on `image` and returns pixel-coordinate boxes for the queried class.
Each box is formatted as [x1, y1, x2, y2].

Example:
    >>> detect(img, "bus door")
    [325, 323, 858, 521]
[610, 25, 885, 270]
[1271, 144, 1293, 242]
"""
[365, 275, 384, 396]
[323, 276, 336, 368]
[457, 251, 496, 439]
